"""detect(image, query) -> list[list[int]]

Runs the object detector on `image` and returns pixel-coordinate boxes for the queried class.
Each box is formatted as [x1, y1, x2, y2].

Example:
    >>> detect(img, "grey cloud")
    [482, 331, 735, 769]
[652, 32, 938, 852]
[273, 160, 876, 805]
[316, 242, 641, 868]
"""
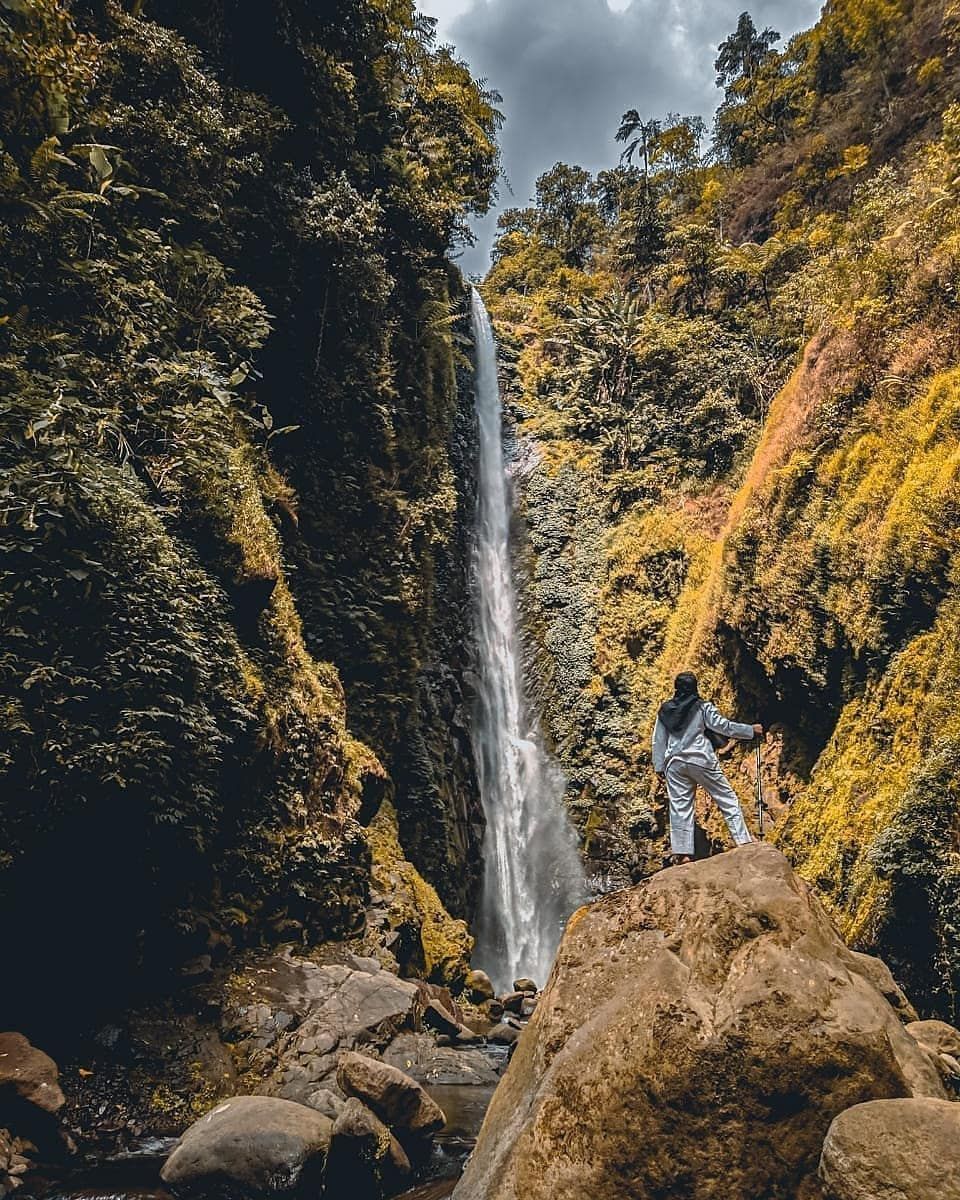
[444, 0, 823, 273]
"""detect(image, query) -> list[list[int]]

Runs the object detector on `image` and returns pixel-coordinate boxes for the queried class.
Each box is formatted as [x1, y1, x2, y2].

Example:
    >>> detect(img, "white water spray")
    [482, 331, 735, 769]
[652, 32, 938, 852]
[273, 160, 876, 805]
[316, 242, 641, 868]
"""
[468, 289, 587, 995]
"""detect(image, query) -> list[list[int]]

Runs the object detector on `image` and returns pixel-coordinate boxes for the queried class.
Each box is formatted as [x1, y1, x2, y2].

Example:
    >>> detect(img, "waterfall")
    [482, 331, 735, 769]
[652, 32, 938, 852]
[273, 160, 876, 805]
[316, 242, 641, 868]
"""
[468, 288, 587, 995]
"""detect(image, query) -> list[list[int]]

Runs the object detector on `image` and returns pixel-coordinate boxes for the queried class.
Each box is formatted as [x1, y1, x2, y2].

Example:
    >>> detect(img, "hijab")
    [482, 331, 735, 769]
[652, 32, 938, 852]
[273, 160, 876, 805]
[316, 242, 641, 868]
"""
[658, 672, 701, 735]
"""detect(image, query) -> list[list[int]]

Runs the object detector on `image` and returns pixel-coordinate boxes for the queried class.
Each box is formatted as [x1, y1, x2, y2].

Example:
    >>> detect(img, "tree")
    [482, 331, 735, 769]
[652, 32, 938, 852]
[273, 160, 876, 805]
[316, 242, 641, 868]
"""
[533, 162, 604, 268]
[715, 12, 781, 89]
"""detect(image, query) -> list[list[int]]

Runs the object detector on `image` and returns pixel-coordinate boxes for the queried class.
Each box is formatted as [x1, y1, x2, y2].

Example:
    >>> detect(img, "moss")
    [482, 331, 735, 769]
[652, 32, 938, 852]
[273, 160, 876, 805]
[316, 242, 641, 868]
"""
[366, 801, 473, 987]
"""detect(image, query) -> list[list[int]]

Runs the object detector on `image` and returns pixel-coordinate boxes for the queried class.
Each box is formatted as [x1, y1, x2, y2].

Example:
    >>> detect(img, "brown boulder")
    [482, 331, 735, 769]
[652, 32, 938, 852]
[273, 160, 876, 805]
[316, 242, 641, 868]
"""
[464, 971, 494, 1003]
[453, 844, 943, 1200]
[906, 1019, 960, 1086]
[336, 1052, 445, 1145]
[0, 1033, 64, 1115]
[487, 1024, 519, 1047]
[160, 1096, 332, 1198]
[819, 1098, 960, 1199]
[906, 1019, 960, 1057]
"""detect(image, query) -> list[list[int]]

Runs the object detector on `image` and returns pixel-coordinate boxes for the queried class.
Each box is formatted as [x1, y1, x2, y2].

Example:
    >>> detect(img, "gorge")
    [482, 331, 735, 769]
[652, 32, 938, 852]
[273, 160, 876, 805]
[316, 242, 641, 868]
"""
[2, 1, 960, 1199]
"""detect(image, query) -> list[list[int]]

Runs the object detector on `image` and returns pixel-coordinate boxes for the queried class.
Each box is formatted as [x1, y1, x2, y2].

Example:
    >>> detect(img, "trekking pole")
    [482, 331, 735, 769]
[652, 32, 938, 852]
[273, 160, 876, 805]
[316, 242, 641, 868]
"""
[755, 739, 764, 840]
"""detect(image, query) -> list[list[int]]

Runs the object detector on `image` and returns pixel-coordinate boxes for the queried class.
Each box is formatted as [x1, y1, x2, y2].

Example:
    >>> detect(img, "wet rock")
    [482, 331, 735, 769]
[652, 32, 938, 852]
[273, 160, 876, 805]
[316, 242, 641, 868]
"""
[483, 1000, 504, 1022]
[453, 844, 943, 1200]
[487, 1025, 519, 1047]
[450, 1027, 485, 1046]
[500, 993, 526, 1015]
[160, 1095, 332, 1198]
[0, 1033, 64, 1115]
[847, 951, 919, 1023]
[512, 979, 537, 995]
[383, 1035, 497, 1087]
[819, 1098, 960, 1200]
[520, 998, 538, 1018]
[325, 1097, 408, 1199]
[464, 971, 494, 1003]
[336, 1052, 445, 1147]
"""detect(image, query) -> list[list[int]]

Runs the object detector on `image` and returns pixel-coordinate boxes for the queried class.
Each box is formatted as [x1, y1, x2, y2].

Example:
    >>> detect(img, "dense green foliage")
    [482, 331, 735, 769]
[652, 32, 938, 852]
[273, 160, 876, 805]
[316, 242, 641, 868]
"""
[484, 0, 960, 1014]
[0, 0, 498, 1030]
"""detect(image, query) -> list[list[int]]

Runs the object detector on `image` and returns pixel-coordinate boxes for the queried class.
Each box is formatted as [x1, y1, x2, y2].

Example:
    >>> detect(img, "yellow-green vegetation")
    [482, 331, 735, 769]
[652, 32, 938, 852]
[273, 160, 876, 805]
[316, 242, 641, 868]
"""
[0, 0, 498, 1028]
[366, 801, 473, 987]
[483, 0, 960, 1012]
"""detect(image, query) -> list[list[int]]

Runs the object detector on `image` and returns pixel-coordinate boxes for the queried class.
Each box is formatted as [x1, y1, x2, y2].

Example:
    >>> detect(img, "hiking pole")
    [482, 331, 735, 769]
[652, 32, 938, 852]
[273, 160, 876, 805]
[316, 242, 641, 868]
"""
[755, 739, 764, 840]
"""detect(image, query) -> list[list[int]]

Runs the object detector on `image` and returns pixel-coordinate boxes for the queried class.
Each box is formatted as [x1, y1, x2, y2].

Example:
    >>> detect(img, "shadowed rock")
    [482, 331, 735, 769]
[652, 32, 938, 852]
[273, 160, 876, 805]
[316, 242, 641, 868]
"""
[325, 1097, 409, 1199]
[453, 844, 943, 1200]
[0, 1033, 64, 1115]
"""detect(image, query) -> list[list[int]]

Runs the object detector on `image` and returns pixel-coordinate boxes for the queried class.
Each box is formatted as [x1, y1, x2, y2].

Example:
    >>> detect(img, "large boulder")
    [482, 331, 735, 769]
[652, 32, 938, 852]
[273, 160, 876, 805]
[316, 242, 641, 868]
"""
[0, 1033, 66, 1183]
[160, 1096, 332, 1199]
[464, 971, 494, 1003]
[453, 844, 943, 1200]
[0, 1033, 64, 1115]
[324, 1098, 409, 1199]
[336, 1052, 444, 1147]
[223, 955, 424, 1104]
[819, 1098, 960, 1199]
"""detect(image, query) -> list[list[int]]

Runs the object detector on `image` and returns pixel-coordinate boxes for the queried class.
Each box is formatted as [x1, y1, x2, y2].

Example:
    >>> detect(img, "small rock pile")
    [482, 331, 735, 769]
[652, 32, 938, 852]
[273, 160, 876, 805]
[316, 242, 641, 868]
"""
[158, 952, 525, 1200]
[161, 1051, 446, 1199]
[459, 970, 539, 1050]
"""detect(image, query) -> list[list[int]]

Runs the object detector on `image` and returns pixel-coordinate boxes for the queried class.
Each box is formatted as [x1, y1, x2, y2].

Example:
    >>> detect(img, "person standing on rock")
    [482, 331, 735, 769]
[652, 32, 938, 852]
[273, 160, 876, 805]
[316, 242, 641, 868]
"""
[652, 672, 763, 864]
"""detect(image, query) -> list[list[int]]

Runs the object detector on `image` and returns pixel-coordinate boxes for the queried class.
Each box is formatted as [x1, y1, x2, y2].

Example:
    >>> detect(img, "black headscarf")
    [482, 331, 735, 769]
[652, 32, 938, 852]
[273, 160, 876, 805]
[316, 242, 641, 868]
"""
[658, 672, 701, 735]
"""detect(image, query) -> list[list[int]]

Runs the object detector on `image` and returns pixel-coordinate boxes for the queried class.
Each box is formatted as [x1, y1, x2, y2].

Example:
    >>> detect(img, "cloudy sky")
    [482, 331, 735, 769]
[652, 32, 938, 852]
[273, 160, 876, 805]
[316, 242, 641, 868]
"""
[423, 0, 824, 274]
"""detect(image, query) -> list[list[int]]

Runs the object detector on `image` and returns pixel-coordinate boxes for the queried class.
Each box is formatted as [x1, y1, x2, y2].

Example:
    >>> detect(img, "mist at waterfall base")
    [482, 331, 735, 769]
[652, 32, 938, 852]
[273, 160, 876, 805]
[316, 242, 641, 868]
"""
[468, 289, 587, 996]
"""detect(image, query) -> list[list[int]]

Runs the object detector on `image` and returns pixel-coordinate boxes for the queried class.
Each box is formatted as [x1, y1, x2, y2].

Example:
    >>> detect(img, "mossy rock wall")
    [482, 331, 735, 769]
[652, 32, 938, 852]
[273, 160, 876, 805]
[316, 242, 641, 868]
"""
[0, 0, 495, 1033]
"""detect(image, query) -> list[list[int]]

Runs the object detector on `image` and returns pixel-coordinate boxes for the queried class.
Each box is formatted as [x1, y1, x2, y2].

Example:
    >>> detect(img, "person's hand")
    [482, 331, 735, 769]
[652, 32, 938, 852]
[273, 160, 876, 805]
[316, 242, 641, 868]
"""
[753, 723, 764, 737]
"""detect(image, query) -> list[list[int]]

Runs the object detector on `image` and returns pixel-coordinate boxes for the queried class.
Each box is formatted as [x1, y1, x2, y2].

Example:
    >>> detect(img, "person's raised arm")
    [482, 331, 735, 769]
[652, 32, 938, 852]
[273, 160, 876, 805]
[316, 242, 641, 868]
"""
[652, 718, 667, 775]
[702, 701, 761, 742]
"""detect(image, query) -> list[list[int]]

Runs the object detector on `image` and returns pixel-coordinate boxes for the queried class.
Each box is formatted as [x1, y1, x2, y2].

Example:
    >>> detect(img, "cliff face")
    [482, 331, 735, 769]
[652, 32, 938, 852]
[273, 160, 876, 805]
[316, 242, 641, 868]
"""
[0, 0, 497, 1033]
[484, 0, 960, 1014]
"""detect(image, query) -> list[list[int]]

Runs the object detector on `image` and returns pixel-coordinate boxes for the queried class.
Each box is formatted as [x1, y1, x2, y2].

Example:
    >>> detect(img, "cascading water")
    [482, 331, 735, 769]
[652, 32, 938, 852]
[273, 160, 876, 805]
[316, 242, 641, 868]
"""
[468, 288, 587, 995]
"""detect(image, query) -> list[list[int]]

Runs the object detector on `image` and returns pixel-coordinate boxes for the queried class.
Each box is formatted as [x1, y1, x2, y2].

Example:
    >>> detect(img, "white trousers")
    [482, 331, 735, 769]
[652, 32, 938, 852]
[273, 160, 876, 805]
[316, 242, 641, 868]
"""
[665, 757, 753, 856]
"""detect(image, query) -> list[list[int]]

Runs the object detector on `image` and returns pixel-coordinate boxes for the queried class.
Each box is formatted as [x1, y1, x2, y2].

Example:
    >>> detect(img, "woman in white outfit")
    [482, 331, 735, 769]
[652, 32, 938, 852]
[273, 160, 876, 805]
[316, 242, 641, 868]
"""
[652, 671, 763, 864]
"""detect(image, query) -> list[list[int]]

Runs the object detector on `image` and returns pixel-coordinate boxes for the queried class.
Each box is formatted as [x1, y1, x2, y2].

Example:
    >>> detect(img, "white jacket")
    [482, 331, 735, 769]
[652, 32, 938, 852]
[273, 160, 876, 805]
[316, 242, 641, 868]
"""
[652, 701, 755, 773]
